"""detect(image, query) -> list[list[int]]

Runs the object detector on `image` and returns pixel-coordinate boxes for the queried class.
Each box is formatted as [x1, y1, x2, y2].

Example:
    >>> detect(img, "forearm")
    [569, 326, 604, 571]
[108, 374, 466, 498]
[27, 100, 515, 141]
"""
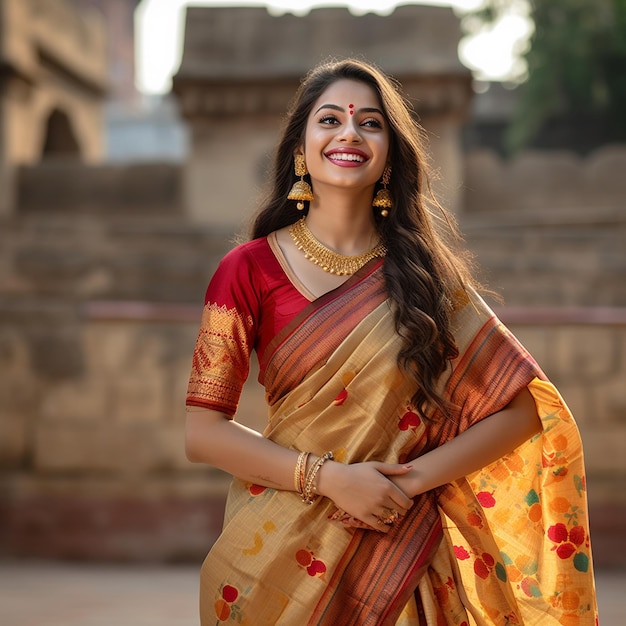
[393, 387, 542, 498]
[185, 408, 300, 490]
[185, 408, 414, 531]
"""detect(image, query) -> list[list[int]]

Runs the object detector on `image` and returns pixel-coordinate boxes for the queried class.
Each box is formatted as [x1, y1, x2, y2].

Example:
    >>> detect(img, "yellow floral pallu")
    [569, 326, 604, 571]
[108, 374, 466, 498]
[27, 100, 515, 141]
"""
[200, 263, 598, 626]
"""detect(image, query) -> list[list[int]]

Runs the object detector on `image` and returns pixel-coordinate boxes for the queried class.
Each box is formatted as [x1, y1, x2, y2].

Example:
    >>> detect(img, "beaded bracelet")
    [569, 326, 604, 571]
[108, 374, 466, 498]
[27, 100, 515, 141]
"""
[302, 451, 334, 504]
[293, 451, 309, 495]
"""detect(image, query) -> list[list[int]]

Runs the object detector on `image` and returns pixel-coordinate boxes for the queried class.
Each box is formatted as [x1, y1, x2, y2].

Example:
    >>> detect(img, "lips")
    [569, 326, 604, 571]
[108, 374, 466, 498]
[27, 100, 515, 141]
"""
[325, 148, 369, 165]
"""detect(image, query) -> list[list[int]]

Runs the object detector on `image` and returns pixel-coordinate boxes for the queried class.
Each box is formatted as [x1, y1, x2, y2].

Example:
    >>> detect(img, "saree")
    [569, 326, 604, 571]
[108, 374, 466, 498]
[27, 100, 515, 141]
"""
[193, 258, 598, 625]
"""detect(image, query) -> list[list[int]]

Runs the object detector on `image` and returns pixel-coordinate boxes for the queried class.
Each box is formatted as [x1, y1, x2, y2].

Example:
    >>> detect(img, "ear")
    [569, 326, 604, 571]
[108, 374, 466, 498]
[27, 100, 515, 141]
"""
[293, 145, 305, 158]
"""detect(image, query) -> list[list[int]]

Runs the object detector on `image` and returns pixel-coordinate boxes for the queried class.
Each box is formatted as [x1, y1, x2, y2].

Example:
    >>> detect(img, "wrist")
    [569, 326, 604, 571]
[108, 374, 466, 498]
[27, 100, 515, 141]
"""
[314, 459, 341, 499]
[393, 469, 422, 498]
[300, 451, 334, 504]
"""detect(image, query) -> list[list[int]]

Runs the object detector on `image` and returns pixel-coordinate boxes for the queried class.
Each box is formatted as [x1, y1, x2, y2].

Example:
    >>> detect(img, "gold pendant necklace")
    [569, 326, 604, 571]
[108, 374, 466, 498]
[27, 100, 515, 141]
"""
[289, 217, 387, 276]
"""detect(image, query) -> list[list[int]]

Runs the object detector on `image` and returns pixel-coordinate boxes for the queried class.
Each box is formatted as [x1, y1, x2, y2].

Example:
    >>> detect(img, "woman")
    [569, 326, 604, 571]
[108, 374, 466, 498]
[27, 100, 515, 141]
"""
[186, 59, 598, 625]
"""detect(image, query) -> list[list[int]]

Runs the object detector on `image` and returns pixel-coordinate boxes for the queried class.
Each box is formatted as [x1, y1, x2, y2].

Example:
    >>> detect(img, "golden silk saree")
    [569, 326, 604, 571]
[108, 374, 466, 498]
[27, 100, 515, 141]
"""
[200, 262, 598, 626]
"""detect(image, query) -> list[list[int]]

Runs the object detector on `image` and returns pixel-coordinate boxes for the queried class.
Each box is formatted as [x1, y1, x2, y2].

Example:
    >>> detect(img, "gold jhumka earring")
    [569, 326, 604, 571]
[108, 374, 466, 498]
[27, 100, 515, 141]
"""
[287, 155, 314, 210]
[372, 165, 392, 216]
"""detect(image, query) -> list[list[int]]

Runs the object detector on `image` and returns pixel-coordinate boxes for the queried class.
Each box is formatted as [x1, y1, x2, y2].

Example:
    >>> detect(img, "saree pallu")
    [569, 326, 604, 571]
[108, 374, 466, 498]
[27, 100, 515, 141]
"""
[200, 268, 598, 625]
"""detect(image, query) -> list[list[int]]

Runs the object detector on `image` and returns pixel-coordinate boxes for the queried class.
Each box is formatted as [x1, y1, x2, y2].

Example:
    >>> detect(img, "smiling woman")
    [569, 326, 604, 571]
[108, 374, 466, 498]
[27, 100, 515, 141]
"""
[299, 80, 390, 205]
[184, 58, 598, 625]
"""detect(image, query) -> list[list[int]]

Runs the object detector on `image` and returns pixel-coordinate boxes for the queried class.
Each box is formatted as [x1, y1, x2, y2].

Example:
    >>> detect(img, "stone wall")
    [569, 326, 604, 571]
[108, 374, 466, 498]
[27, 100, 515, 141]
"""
[0, 154, 624, 566]
[0, 162, 237, 561]
[461, 146, 626, 566]
[461, 146, 626, 308]
[2, 297, 624, 565]
[0, 311, 221, 561]
[464, 146, 626, 216]
[0, 2, 624, 567]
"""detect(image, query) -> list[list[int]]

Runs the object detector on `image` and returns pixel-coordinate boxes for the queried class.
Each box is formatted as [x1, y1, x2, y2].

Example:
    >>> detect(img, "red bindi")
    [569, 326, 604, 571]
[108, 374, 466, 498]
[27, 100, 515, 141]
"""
[348, 103, 354, 115]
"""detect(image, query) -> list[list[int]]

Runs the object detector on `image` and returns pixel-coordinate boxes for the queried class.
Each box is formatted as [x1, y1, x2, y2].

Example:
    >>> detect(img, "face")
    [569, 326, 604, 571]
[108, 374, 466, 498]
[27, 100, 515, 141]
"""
[299, 79, 390, 195]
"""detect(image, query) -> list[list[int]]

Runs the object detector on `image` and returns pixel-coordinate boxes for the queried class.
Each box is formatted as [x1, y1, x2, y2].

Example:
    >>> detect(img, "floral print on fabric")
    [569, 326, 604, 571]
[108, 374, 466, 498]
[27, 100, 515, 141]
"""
[196, 284, 598, 625]
[296, 549, 328, 578]
[437, 378, 597, 625]
[214, 584, 242, 623]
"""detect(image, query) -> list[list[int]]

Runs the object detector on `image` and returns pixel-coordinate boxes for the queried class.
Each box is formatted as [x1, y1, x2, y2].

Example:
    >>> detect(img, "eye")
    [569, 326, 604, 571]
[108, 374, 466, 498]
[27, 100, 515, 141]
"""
[361, 118, 383, 129]
[319, 115, 340, 125]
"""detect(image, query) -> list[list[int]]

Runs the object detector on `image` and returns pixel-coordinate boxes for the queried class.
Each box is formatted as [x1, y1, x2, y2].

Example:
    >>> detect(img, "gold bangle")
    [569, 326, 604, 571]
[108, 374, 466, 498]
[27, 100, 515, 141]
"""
[293, 451, 309, 495]
[302, 451, 333, 504]
[299, 452, 310, 495]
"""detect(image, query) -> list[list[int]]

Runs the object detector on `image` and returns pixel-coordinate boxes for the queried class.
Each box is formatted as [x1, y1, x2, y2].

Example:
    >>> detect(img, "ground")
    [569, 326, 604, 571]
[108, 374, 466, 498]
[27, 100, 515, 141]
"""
[0, 560, 622, 625]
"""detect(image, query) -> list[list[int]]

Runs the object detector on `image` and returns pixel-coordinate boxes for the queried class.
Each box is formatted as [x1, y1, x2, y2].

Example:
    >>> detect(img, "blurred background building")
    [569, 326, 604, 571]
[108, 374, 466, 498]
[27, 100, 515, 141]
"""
[0, 0, 624, 570]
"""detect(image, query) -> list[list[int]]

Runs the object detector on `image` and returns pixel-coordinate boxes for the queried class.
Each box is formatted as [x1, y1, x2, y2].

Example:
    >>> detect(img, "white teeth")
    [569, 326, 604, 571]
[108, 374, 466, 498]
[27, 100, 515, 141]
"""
[329, 153, 365, 162]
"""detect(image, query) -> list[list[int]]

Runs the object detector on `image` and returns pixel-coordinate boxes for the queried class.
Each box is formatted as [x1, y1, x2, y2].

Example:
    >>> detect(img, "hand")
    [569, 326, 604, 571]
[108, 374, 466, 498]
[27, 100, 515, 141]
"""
[389, 470, 420, 499]
[316, 461, 414, 533]
[328, 509, 377, 531]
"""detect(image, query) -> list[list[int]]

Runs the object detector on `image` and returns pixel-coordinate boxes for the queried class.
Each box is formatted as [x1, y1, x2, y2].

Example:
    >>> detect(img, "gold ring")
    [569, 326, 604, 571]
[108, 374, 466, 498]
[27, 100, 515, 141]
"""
[379, 508, 400, 525]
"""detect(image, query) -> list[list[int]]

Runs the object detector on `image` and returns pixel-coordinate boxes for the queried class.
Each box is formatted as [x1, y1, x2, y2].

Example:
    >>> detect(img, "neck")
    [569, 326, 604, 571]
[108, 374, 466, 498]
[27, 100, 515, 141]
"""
[305, 186, 379, 255]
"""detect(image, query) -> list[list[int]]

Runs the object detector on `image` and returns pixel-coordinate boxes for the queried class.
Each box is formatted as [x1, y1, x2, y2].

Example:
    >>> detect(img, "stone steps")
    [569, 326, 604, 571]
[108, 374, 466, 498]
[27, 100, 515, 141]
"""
[4, 163, 237, 303]
[6, 163, 625, 307]
[3, 216, 233, 302]
[17, 163, 184, 215]
[461, 208, 626, 306]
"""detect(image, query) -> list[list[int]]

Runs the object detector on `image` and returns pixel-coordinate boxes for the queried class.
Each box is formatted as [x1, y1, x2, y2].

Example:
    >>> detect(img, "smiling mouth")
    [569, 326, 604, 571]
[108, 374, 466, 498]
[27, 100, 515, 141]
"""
[325, 152, 368, 163]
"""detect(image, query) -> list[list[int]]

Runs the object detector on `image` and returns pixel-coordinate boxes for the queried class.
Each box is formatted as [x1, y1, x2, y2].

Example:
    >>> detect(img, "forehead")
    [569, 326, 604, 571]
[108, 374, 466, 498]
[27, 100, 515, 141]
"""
[310, 79, 382, 110]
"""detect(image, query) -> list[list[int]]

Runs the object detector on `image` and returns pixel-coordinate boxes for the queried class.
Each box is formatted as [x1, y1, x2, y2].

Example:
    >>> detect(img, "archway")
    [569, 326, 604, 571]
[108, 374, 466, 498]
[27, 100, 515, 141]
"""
[41, 108, 81, 159]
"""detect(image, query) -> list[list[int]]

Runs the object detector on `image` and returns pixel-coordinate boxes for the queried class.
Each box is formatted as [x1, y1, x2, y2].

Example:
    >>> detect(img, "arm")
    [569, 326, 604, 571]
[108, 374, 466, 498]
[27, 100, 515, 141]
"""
[186, 408, 300, 489]
[391, 386, 542, 498]
[185, 408, 414, 531]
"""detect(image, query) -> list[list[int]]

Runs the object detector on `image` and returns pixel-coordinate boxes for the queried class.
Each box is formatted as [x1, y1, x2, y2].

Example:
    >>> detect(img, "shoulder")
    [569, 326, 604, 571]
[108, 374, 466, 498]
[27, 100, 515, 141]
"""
[220, 237, 270, 265]
[214, 236, 273, 277]
[205, 236, 273, 307]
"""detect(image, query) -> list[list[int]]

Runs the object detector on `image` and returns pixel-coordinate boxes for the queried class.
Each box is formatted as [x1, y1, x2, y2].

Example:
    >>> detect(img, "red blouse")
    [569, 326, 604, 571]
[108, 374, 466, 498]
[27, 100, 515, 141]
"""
[186, 235, 314, 416]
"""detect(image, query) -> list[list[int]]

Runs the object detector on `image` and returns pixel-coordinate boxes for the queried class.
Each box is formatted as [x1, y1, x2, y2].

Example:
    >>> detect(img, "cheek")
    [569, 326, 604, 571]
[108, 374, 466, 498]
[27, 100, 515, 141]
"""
[376, 134, 391, 158]
[303, 131, 328, 163]
[304, 125, 326, 148]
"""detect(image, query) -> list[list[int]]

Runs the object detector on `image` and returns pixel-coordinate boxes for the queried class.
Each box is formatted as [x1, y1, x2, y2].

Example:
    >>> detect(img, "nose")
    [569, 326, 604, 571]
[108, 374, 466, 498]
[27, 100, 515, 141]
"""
[337, 120, 362, 143]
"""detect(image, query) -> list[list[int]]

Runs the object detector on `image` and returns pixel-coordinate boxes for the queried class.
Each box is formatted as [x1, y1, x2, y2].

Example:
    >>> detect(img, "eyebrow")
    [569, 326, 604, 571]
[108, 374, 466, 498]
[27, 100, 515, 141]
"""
[313, 104, 384, 116]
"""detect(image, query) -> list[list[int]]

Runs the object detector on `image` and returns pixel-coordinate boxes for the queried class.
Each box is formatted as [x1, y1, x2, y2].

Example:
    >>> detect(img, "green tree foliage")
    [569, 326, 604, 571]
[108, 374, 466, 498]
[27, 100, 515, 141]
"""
[467, 0, 626, 152]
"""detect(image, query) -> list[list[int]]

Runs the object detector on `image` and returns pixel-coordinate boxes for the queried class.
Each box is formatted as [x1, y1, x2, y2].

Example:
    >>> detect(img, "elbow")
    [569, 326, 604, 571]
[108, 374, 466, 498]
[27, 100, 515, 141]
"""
[510, 387, 543, 441]
[185, 429, 202, 463]
[184, 408, 230, 464]
[184, 412, 207, 464]
[528, 410, 543, 438]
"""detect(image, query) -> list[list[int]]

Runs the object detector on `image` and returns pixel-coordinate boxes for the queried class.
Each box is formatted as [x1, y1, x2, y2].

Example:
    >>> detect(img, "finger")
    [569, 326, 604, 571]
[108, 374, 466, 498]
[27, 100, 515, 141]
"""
[381, 502, 407, 518]
[388, 492, 413, 513]
[385, 487, 413, 511]
[340, 517, 373, 531]
[370, 465, 414, 505]
[328, 508, 346, 521]
[379, 507, 403, 525]
[373, 462, 413, 476]
[371, 515, 391, 533]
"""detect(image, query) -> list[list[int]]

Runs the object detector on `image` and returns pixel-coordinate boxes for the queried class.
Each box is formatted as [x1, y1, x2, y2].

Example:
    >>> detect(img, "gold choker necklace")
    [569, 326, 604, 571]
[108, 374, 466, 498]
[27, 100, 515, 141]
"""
[289, 217, 386, 276]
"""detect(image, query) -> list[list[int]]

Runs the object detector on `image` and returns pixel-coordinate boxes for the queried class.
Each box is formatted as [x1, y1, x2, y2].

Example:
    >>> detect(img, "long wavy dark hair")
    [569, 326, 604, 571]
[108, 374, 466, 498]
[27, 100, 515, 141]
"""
[252, 58, 476, 420]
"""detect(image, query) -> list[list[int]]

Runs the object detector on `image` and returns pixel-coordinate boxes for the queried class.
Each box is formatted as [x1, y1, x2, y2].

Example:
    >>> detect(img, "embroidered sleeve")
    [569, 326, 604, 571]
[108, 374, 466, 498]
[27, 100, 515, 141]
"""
[186, 246, 259, 416]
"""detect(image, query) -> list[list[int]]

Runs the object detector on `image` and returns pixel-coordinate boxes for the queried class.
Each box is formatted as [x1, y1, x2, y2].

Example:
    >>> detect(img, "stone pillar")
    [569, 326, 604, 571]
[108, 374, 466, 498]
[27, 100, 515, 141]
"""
[173, 5, 473, 228]
[182, 111, 291, 228]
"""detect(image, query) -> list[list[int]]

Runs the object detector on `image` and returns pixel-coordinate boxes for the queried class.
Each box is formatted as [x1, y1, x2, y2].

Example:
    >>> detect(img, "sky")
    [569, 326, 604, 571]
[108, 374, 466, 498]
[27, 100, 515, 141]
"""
[135, 0, 533, 95]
